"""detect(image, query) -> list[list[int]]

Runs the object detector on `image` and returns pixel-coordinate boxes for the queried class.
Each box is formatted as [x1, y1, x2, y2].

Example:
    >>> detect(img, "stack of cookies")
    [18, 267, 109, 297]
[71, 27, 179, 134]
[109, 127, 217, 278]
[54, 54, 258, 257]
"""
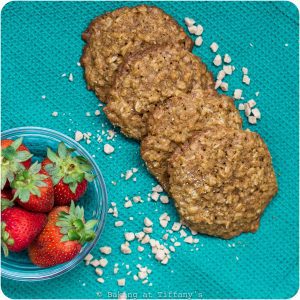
[81, 5, 278, 239]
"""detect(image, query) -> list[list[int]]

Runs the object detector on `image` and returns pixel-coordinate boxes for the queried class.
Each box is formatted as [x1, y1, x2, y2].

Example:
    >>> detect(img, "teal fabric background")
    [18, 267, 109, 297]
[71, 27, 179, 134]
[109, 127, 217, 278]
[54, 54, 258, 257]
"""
[1, 1, 299, 299]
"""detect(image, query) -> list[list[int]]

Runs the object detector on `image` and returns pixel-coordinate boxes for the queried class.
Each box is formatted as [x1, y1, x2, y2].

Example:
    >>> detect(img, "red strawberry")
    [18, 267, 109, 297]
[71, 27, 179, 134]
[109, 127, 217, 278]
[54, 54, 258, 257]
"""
[28, 201, 97, 267]
[50, 179, 88, 206]
[11, 162, 54, 213]
[1, 205, 47, 256]
[43, 142, 94, 206]
[1, 138, 33, 189]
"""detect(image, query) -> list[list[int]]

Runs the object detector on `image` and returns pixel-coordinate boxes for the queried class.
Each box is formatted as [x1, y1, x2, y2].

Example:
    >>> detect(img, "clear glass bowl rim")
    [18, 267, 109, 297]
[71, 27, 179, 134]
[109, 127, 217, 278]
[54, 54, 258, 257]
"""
[1, 126, 108, 281]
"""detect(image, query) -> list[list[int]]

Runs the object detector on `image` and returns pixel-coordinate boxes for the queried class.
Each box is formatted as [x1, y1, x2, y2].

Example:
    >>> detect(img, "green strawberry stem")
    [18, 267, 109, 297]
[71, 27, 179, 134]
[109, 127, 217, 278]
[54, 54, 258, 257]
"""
[1, 198, 14, 212]
[56, 201, 97, 244]
[1, 138, 33, 189]
[11, 162, 48, 202]
[1, 222, 14, 257]
[45, 142, 95, 194]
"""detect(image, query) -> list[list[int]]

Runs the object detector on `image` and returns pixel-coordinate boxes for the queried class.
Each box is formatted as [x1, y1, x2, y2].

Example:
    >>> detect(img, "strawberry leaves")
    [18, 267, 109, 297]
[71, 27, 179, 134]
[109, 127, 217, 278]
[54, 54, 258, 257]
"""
[1, 138, 33, 189]
[46, 148, 60, 164]
[56, 201, 97, 244]
[15, 151, 33, 162]
[11, 162, 48, 202]
[1, 198, 14, 212]
[1, 169, 15, 190]
[45, 142, 95, 194]
[1, 222, 14, 257]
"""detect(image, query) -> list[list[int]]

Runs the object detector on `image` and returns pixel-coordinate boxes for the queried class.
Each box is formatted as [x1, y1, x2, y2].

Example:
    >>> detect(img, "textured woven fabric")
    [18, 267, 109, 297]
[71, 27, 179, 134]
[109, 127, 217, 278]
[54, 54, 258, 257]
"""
[1, 1, 299, 299]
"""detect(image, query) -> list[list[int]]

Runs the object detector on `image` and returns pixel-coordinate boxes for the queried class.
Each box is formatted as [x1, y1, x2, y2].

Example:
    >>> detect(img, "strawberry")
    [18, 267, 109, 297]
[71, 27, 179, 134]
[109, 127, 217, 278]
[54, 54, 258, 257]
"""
[28, 201, 97, 267]
[1, 138, 33, 189]
[42, 142, 94, 206]
[1, 205, 47, 256]
[11, 162, 54, 213]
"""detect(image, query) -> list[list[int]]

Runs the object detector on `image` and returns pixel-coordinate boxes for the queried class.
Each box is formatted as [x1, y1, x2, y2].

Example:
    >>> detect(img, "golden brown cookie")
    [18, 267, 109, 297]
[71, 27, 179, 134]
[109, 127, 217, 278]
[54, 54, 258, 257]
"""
[104, 45, 215, 140]
[141, 90, 242, 191]
[81, 5, 193, 102]
[168, 127, 278, 239]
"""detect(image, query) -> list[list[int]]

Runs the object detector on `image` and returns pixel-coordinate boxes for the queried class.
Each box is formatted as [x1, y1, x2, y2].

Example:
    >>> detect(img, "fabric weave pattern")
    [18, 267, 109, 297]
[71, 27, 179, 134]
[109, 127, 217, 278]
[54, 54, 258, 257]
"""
[1, 1, 299, 299]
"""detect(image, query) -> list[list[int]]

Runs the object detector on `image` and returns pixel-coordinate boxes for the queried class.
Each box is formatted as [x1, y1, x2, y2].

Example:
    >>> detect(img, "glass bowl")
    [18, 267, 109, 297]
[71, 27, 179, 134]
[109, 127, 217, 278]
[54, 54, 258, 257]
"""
[1, 127, 108, 281]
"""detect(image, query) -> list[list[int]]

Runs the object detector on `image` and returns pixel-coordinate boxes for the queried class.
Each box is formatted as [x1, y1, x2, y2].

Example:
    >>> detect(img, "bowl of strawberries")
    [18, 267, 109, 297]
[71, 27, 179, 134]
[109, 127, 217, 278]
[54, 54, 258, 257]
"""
[1, 127, 108, 281]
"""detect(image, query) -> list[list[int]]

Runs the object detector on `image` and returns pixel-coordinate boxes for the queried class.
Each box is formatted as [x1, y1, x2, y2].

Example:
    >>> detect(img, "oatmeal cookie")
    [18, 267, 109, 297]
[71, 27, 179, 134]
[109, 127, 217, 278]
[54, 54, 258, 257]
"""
[141, 91, 242, 191]
[81, 5, 193, 102]
[104, 45, 215, 140]
[168, 127, 278, 239]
